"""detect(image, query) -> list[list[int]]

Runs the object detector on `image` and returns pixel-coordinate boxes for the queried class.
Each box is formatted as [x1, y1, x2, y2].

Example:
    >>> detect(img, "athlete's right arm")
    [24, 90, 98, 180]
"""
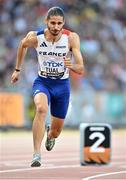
[11, 31, 37, 84]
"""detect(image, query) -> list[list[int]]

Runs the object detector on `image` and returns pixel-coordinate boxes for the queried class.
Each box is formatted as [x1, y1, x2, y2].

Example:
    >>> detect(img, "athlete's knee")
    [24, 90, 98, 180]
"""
[35, 103, 48, 117]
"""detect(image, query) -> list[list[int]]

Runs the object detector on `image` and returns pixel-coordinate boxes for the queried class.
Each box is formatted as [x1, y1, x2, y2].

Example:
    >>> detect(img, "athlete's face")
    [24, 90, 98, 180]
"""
[47, 16, 64, 36]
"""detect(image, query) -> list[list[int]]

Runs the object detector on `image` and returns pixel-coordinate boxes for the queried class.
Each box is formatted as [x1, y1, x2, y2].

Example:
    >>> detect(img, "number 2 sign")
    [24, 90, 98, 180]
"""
[80, 123, 111, 165]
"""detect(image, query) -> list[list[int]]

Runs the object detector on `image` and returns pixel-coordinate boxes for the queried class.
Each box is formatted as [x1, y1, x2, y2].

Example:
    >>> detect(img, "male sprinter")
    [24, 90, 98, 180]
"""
[11, 7, 84, 167]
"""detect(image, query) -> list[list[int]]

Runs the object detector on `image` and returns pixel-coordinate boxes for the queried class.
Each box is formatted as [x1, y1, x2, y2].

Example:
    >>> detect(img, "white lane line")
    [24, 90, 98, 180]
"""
[82, 171, 126, 180]
[0, 157, 79, 163]
[0, 164, 80, 173]
[0, 157, 79, 167]
[1, 159, 125, 167]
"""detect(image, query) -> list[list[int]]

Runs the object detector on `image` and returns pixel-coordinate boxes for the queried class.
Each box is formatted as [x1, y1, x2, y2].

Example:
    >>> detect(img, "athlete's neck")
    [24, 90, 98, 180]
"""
[44, 29, 62, 43]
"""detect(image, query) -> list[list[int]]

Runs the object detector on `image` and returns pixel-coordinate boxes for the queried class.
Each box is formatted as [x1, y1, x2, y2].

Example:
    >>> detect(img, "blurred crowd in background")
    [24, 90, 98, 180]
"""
[0, 0, 126, 126]
[0, 0, 126, 92]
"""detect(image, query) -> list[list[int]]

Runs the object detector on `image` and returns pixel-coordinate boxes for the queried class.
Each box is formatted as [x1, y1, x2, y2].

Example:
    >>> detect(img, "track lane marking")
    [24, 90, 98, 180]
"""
[82, 171, 126, 180]
[0, 164, 80, 173]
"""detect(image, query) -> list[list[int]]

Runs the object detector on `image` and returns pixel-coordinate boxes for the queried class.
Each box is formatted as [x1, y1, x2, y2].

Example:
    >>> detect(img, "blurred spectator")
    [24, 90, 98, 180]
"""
[0, 0, 126, 93]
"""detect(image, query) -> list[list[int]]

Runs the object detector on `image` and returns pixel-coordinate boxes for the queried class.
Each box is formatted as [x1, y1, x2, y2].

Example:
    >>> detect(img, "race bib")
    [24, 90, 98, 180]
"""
[40, 59, 65, 79]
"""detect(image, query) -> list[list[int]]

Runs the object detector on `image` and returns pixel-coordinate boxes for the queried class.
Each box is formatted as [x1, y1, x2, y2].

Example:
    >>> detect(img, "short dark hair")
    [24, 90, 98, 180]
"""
[46, 7, 65, 20]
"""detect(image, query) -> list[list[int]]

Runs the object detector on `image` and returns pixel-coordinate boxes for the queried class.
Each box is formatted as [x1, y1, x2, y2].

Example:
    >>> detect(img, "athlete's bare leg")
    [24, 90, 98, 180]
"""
[32, 93, 48, 154]
[48, 115, 64, 139]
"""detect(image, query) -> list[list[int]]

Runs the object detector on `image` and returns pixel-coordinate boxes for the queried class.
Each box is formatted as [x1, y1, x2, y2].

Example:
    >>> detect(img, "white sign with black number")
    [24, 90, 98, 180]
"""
[80, 123, 111, 165]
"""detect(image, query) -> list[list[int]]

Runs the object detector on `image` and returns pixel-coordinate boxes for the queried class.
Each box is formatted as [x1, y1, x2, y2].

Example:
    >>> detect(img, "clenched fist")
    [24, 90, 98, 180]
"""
[11, 71, 20, 84]
[64, 57, 73, 69]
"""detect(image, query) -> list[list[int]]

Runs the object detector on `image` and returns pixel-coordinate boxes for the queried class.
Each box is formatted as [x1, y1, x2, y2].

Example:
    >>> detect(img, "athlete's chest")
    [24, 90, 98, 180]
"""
[37, 35, 69, 59]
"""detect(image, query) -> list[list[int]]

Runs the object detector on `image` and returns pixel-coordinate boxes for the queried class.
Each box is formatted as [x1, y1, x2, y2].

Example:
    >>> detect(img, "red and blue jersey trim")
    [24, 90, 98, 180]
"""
[62, 29, 71, 36]
[37, 29, 71, 36]
[37, 30, 44, 36]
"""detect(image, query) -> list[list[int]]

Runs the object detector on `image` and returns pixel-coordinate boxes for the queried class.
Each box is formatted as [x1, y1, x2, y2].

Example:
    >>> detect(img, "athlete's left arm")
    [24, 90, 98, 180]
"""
[64, 32, 85, 75]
